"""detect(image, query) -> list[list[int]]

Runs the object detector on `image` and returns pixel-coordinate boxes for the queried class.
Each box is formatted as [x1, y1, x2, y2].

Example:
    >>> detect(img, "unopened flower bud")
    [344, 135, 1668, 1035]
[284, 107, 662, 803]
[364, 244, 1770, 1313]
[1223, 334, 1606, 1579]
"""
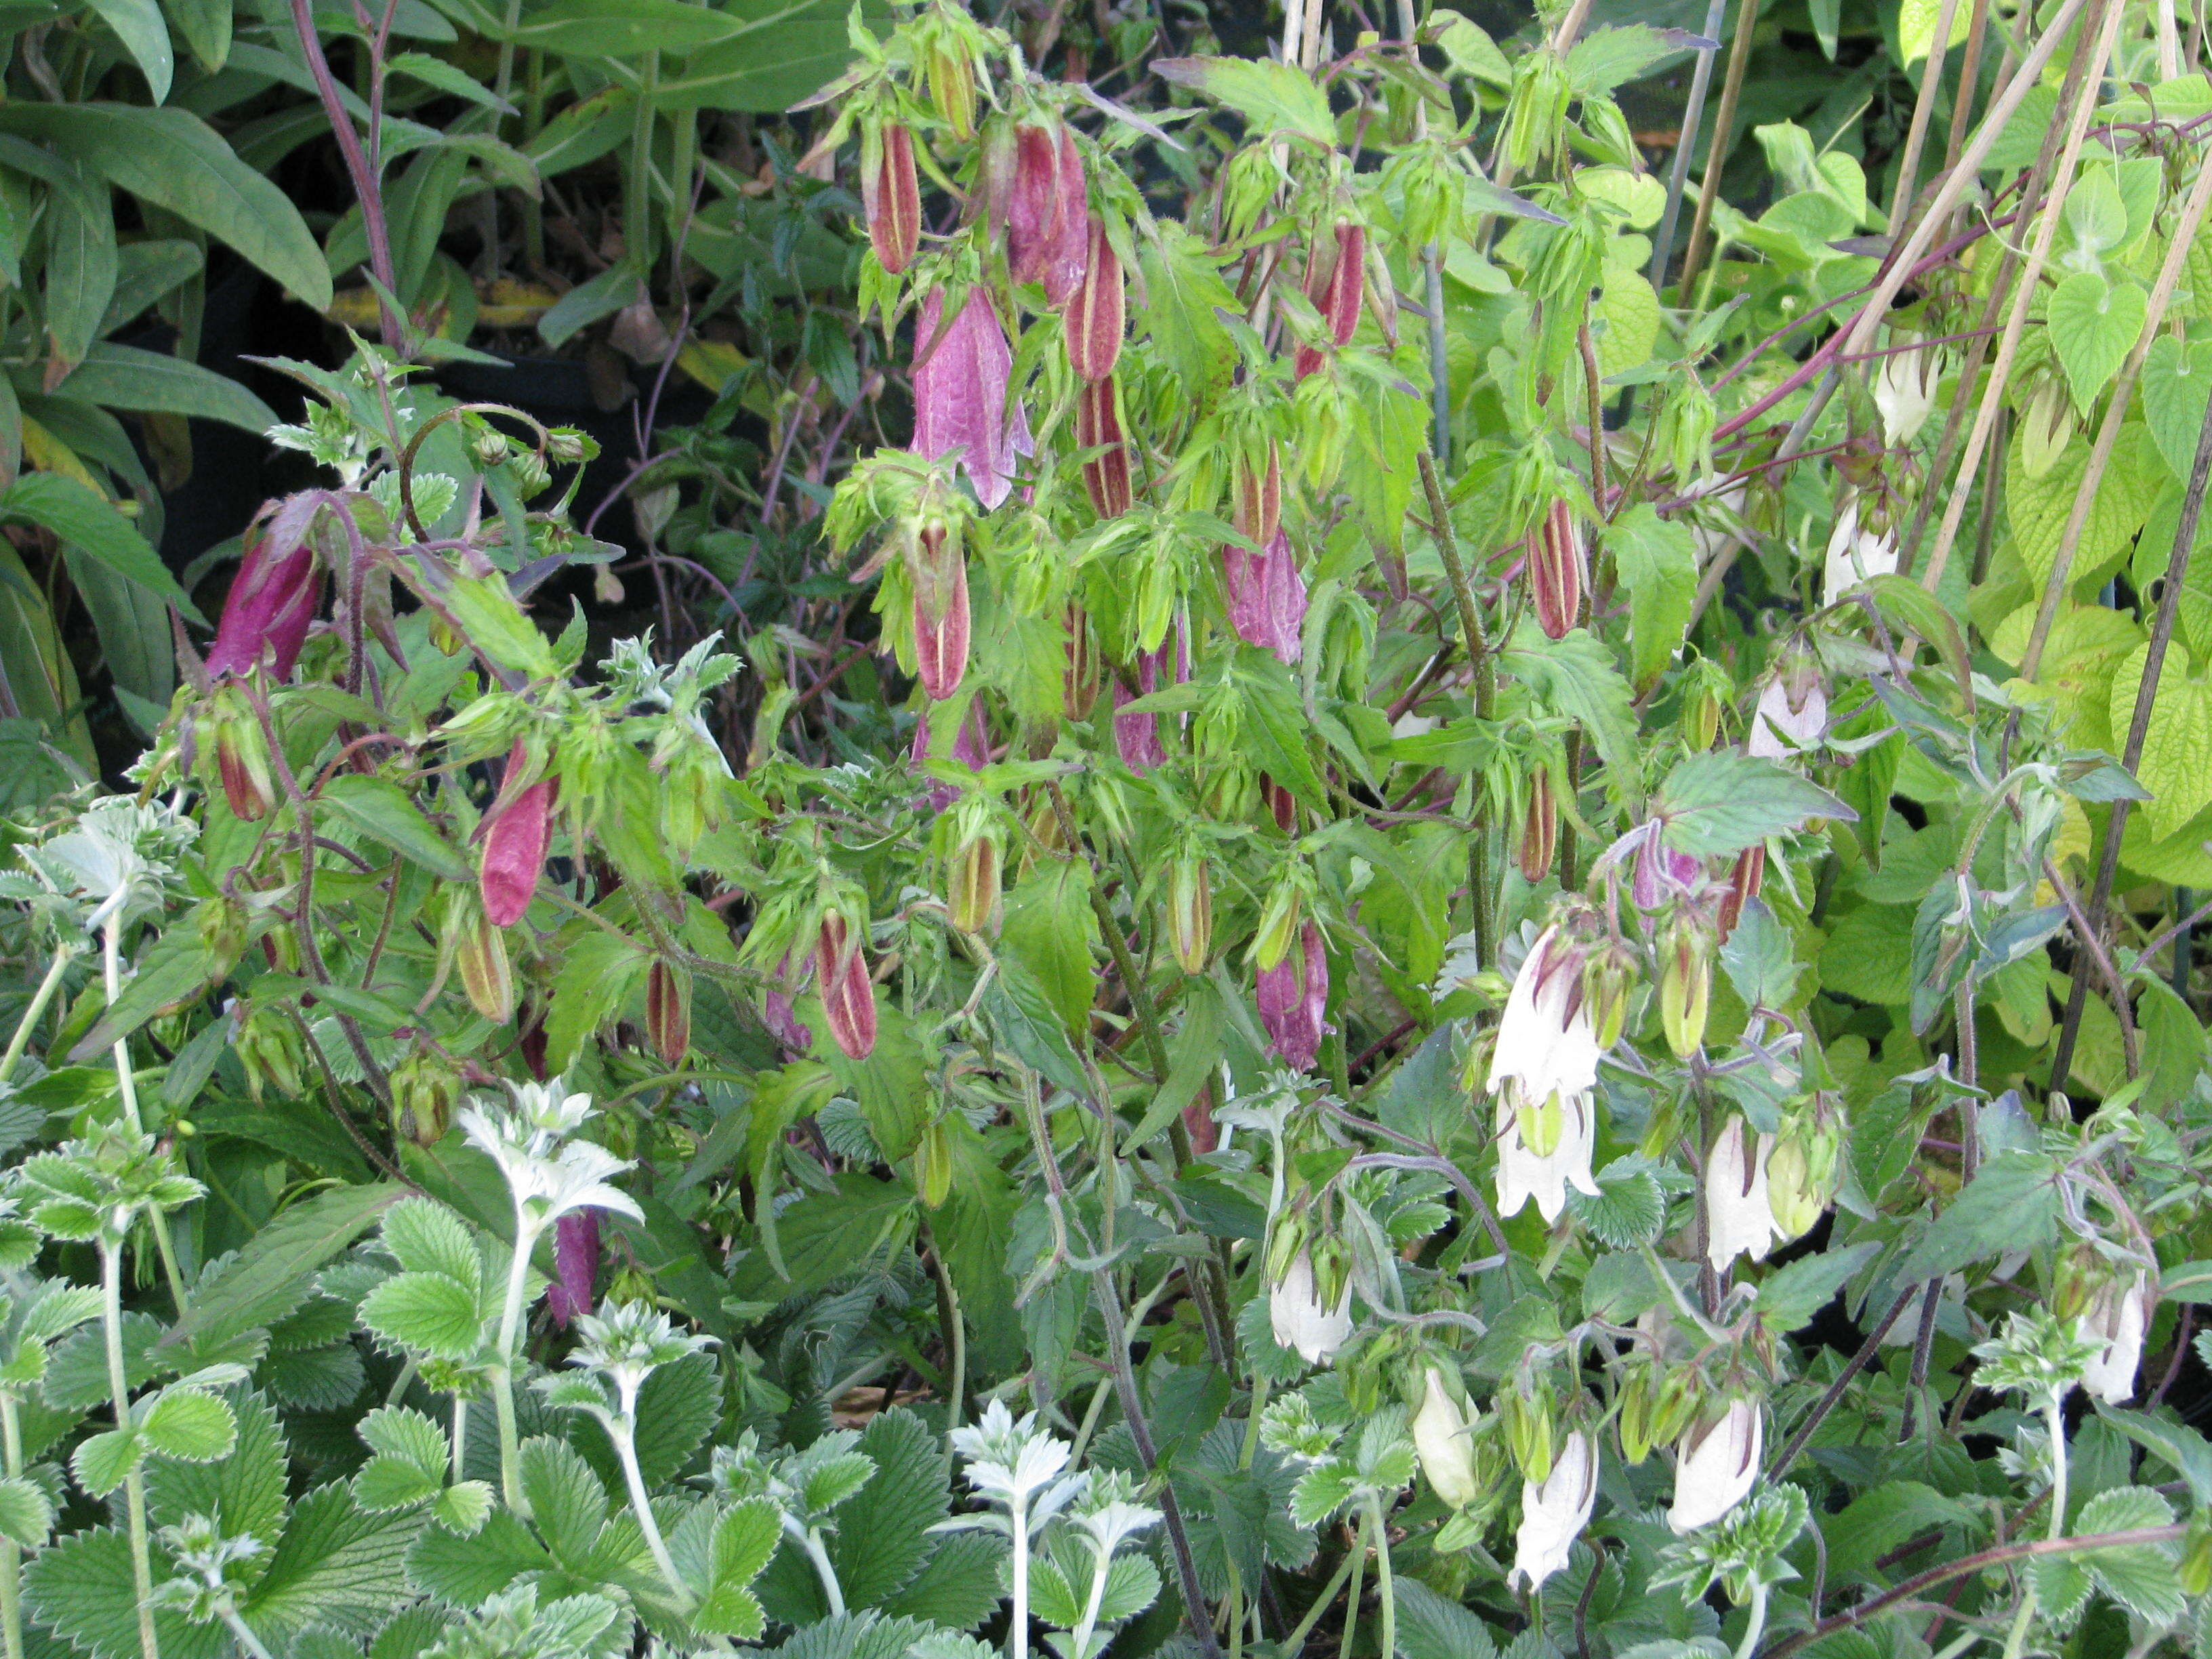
[909, 518, 971, 701]
[1233, 443, 1282, 550]
[1165, 855, 1211, 975]
[1256, 922, 1328, 1072]
[1294, 220, 1366, 380]
[1767, 1106, 1841, 1242]
[947, 827, 1003, 936]
[1518, 766, 1556, 884]
[196, 896, 249, 981]
[2180, 1519, 2212, 1597]
[2053, 1241, 2108, 1325]
[1582, 941, 1637, 1052]
[449, 898, 515, 1024]
[861, 121, 922, 275]
[544, 426, 592, 465]
[209, 507, 321, 682]
[646, 958, 691, 1066]
[1076, 375, 1132, 518]
[815, 907, 878, 1061]
[1529, 498, 1584, 640]
[2019, 375, 2074, 480]
[916, 1115, 954, 1210]
[197, 684, 274, 822]
[1512, 1427, 1595, 1591]
[925, 43, 977, 138]
[1659, 914, 1713, 1059]
[1066, 216, 1123, 380]
[1717, 843, 1764, 941]
[471, 428, 511, 468]
[479, 742, 555, 928]
[234, 1002, 305, 1105]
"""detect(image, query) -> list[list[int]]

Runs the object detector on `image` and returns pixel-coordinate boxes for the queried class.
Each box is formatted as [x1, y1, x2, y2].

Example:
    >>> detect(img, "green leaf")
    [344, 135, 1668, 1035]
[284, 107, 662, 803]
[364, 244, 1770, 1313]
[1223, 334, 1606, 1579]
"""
[359, 1405, 449, 1479]
[2074, 1486, 2182, 1624]
[2139, 335, 2212, 481]
[165, 1183, 403, 1353]
[1134, 225, 1237, 396]
[1609, 504, 1696, 692]
[81, 0, 173, 100]
[146, 1389, 288, 1546]
[641, 0, 874, 111]
[1656, 750, 1856, 856]
[316, 775, 470, 881]
[139, 1388, 237, 1462]
[1899, 0, 1971, 60]
[26, 1528, 218, 1659]
[877, 1533, 1008, 1633]
[1150, 57, 1336, 144]
[1754, 1242, 1879, 1330]
[1893, 1151, 2064, 1282]
[380, 1198, 483, 1286]
[240, 1485, 424, 1640]
[0, 104, 331, 309]
[520, 1436, 610, 1566]
[997, 859, 1101, 1040]
[695, 1498, 779, 1637]
[0, 1477, 52, 1548]
[359, 1271, 483, 1361]
[1393, 1578, 1498, 1659]
[72, 1425, 141, 1496]
[508, 0, 743, 52]
[2099, 1410, 2212, 1510]
[2049, 272, 2146, 414]
[0, 472, 192, 614]
[2112, 649, 2212, 838]
[1563, 23, 1677, 91]
[1568, 1160, 1664, 1248]
[1500, 623, 1639, 787]
[354, 1454, 442, 1513]
[2006, 421, 2163, 592]
[41, 161, 117, 374]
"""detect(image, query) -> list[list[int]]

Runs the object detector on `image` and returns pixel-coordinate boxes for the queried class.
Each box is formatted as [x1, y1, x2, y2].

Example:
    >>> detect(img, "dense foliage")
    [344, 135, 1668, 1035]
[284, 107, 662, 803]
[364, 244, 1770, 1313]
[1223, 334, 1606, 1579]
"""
[2, 0, 2212, 1656]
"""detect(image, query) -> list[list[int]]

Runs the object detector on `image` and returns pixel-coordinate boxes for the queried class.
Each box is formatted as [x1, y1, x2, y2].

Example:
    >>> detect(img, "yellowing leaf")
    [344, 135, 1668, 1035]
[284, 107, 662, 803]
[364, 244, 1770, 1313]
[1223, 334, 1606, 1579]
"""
[2110, 645, 2212, 838]
[1900, 0, 1971, 63]
[2005, 422, 2163, 591]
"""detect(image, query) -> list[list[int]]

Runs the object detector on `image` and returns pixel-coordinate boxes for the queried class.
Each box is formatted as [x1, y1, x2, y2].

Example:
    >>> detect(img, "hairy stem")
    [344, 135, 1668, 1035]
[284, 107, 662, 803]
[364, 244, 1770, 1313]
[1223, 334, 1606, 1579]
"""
[102, 1240, 160, 1659]
[492, 1218, 536, 1519]
[0, 944, 72, 1086]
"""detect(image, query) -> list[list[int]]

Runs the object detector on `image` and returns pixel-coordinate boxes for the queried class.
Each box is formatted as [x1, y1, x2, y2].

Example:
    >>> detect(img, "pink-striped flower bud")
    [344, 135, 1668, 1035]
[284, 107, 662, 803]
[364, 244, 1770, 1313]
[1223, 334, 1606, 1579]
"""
[861, 121, 921, 276]
[909, 520, 970, 701]
[1256, 921, 1328, 1071]
[1528, 498, 1584, 640]
[646, 958, 691, 1066]
[1717, 844, 1764, 941]
[1064, 607, 1099, 720]
[1263, 775, 1297, 834]
[1518, 767, 1557, 884]
[1065, 216, 1123, 380]
[815, 908, 878, 1060]
[1293, 222, 1366, 380]
[1076, 375, 1131, 518]
[479, 742, 554, 928]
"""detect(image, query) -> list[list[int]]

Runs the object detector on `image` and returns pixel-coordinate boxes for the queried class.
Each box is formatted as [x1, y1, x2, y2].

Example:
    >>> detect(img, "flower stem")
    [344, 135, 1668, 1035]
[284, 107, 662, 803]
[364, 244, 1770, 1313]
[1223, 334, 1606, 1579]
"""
[787, 1519, 845, 1619]
[614, 1415, 689, 1607]
[1008, 1492, 1029, 1659]
[102, 1240, 161, 1659]
[0, 945, 72, 1086]
[1732, 1579, 1769, 1659]
[2002, 1393, 2072, 1659]
[0, 1393, 21, 1659]
[492, 1218, 537, 1518]
[218, 1607, 275, 1659]
[102, 920, 186, 1314]
[1365, 1496, 1397, 1659]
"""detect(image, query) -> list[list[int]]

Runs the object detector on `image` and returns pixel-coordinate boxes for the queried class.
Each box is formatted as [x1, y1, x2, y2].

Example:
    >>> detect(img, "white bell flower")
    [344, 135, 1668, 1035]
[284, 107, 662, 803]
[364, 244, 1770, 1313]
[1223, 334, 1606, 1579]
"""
[1874, 338, 1939, 446]
[1705, 1115, 1779, 1272]
[1668, 1397, 1762, 1533]
[2076, 1271, 2154, 1405]
[1746, 677, 1828, 759]
[1512, 1429, 1596, 1589]
[1411, 1366, 1480, 1510]
[1489, 928, 1605, 1223]
[1822, 498, 1899, 606]
[1268, 1247, 1353, 1365]
[1495, 1088, 1599, 1224]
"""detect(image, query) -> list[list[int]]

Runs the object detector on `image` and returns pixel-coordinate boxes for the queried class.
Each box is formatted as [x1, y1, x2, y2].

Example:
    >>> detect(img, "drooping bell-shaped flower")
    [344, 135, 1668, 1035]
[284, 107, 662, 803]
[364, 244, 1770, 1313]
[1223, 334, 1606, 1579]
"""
[1113, 634, 1183, 775]
[1632, 833, 1704, 911]
[761, 950, 813, 1053]
[911, 698, 989, 813]
[1512, 1428, 1596, 1589]
[1528, 498, 1585, 641]
[914, 291, 1033, 511]
[479, 741, 555, 928]
[1874, 337, 1938, 447]
[1668, 1398, 1761, 1533]
[1412, 1366, 1481, 1510]
[2077, 1271, 2154, 1404]
[1488, 926, 1605, 1222]
[1268, 1246, 1352, 1364]
[1704, 1114, 1778, 1273]
[1256, 921, 1328, 1071]
[209, 499, 323, 682]
[548, 1208, 600, 1328]
[1822, 496, 1898, 605]
[1746, 673, 1828, 759]
[1223, 529, 1307, 665]
[1004, 121, 1088, 304]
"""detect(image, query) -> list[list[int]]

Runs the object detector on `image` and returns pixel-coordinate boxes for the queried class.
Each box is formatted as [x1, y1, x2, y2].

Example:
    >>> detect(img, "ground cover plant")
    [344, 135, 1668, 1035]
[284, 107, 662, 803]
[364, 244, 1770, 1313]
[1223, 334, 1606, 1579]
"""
[2, 0, 2212, 1656]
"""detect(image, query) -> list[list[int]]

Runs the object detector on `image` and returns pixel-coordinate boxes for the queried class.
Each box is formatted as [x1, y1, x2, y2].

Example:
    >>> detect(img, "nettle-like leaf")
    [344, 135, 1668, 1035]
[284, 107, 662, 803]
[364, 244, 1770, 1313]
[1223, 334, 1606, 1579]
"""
[359, 1269, 488, 1363]
[0, 1475, 52, 1547]
[690, 1498, 779, 1638]
[139, 1387, 238, 1462]
[1569, 1159, 1666, 1249]
[2071, 1486, 2184, 1627]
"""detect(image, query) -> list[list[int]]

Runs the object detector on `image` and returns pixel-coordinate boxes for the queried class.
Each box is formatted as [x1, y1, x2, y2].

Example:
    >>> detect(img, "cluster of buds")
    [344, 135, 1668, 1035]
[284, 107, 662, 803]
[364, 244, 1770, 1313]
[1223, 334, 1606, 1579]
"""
[390, 1044, 463, 1149]
[1766, 1096, 1843, 1241]
[1266, 1223, 1352, 1364]
[1293, 221, 1366, 380]
[233, 1000, 305, 1105]
[1616, 1353, 1704, 1466]
[478, 741, 555, 928]
[1668, 1396, 1761, 1533]
[860, 120, 920, 274]
[1255, 921, 1328, 1072]
[1528, 498, 1586, 641]
[814, 905, 878, 1061]
[1487, 924, 1609, 1222]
